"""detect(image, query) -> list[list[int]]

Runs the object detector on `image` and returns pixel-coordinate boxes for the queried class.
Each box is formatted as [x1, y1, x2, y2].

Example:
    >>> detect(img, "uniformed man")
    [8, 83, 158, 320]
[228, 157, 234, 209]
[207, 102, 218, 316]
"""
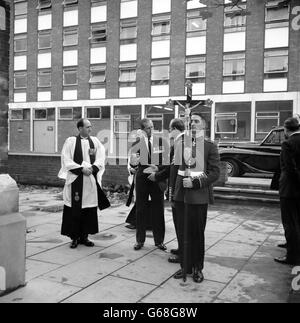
[173, 112, 220, 283]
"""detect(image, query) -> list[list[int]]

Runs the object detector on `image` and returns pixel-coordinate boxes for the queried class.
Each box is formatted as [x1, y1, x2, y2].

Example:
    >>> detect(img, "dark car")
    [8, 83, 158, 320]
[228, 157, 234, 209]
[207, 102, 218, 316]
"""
[218, 127, 285, 177]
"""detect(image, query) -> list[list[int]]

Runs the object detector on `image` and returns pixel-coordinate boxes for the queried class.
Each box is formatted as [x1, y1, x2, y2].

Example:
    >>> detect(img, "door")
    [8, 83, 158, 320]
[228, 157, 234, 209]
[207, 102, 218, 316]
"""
[34, 121, 55, 153]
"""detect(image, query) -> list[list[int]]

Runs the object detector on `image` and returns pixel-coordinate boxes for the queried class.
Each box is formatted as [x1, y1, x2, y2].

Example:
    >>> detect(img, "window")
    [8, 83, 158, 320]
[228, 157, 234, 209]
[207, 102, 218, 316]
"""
[120, 43, 137, 61]
[152, 0, 171, 15]
[10, 109, 30, 120]
[63, 50, 78, 66]
[63, 68, 77, 86]
[63, 28, 78, 46]
[89, 65, 106, 83]
[14, 34, 27, 52]
[38, 12, 52, 30]
[151, 60, 169, 85]
[64, 8, 78, 27]
[255, 101, 292, 140]
[91, 1, 107, 23]
[187, 0, 206, 10]
[63, 0, 78, 6]
[63, 89, 77, 100]
[215, 102, 251, 142]
[152, 15, 171, 36]
[90, 24, 107, 43]
[14, 72, 27, 89]
[14, 55, 27, 71]
[186, 56, 206, 94]
[15, 2, 27, 16]
[223, 53, 245, 80]
[90, 47, 106, 64]
[59, 107, 82, 120]
[119, 63, 136, 84]
[120, 0, 138, 19]
[186, 56, 206, 81]
[224, 4, 247, 32]
[34, 109, 47, 120]
[38, 70, 51, 87]
[86, 107, 101, 119]
[264, 49, 288, 79]
[14, 16, 27, 34]
[256, 112, 280, 134]
[187, 11, 206, 33]
[120, 20, 137, 40]
[38, 52, 51, 69]
[37, 0, 52, 10]
[215, 113, 238, 134]
[265, 0, 289, 23]
[38, 31, 51, 49]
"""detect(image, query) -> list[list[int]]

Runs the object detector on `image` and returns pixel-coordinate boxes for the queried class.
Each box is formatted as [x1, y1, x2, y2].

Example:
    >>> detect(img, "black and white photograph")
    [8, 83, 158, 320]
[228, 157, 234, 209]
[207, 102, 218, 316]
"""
[0, 0, 300, 308]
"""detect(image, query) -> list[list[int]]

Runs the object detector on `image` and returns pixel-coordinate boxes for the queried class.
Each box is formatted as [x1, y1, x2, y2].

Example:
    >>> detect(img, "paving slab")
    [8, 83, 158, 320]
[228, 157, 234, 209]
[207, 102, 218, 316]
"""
[113, 249, 176, 286]
[0, 278, 81, 303]
[140, 277, 226, 303]
[63, 276, 156, 303]
[26, 259, 62, 281]
[207, 241, 259, 259]
[29, 244, 104, 266]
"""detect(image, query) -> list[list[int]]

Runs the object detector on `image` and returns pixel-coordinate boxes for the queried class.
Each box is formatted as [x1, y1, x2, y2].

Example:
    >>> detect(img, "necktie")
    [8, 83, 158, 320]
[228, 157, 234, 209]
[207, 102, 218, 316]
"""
[148, 138, 152, 165]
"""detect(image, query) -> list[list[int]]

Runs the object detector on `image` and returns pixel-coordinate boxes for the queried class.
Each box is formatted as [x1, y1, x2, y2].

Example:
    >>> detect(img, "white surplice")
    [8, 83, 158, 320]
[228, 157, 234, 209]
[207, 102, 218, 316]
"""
[58, 136, 105, 209]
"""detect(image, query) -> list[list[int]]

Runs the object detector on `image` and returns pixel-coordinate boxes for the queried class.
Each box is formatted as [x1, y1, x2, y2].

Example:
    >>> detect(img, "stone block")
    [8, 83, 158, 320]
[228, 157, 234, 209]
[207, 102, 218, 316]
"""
[0, 213, 26, 295]
[0, 175, 26, 296]
[0, 174, 19, 216]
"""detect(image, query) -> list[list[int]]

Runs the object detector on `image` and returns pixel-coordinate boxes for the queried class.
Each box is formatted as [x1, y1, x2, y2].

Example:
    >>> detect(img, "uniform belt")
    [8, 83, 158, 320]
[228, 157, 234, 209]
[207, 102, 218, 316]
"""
[178, 170, 205, 177]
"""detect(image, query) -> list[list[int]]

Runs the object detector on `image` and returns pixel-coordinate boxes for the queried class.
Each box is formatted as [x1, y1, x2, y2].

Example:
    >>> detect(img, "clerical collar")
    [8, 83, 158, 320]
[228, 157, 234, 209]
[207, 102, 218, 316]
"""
[80, 136, 89, 140]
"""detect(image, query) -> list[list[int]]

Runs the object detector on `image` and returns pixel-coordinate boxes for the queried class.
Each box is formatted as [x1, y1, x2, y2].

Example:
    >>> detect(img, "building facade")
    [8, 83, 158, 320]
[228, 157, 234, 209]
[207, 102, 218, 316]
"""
[7, 0, 300, 186]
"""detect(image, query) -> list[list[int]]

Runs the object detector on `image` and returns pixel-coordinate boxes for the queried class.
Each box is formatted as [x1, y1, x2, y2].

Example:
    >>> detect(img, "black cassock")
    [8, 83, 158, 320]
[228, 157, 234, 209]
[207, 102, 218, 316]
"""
[61, 135, 110, 240]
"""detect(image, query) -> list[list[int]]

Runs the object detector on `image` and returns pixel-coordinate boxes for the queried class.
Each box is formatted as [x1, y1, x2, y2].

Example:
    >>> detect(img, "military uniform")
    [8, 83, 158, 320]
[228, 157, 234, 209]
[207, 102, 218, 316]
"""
[173, 133, 220, 273]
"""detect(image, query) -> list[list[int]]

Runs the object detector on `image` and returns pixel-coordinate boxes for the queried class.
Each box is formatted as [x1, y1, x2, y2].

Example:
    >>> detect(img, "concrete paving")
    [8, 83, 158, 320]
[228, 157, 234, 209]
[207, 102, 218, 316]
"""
[0, 187, 297, 303]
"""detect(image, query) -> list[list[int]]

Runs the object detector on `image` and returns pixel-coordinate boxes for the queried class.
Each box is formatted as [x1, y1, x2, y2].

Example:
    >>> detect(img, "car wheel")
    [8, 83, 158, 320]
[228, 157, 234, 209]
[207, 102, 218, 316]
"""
[224, 159, 240, 177]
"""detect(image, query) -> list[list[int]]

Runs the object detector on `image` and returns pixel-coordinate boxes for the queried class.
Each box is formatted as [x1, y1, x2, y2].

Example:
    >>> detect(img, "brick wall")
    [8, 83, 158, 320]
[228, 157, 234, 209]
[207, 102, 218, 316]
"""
[0, 0, 9, 173]
[8, 155, 129, 187]
[27, 0, 38, 102]
[245, 0, 265, 93]
[206, 6, 224, 95]
[136, 0, 152, 98]
[169, 0, 186, 97]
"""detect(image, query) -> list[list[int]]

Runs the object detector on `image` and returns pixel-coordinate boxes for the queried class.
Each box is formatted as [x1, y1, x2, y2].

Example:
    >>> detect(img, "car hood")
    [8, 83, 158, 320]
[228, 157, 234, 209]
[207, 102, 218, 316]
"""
[218, 142, 260, 149]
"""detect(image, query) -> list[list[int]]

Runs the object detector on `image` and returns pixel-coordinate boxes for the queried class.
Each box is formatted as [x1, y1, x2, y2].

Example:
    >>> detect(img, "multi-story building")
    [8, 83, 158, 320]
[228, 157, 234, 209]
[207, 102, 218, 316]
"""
[7, 0, 300, 186]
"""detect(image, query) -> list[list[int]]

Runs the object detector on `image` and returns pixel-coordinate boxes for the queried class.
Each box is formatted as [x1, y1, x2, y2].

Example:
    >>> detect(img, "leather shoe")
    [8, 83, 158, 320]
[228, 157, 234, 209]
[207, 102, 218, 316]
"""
[79, 238, 94, 247]
[125, 224, 136, 230]
[171, 249, 179, 255]
[156, 243, 167, 251]
[193, 270, 204, 284]
[274, 256, 294, 265]
[134, 242, 144, 250]
[277, 243, 287, 249]
[168, 255, 180, 264]
[70, 239, 79, 249]
[173, 269, 192, 280]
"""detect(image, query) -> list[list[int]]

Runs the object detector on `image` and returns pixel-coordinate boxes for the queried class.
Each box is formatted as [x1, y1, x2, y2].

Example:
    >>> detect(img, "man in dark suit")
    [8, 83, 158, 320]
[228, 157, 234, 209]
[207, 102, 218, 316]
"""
[275, 117, 300, 266]
[173, 112, 220, 283]
[168, 119, 185, 264]
[131, 118, 169, 251]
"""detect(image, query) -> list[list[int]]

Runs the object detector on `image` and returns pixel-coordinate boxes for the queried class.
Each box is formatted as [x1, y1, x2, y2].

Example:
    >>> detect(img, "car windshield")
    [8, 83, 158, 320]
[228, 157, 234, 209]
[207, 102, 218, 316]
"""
[262, 130, 285, 146]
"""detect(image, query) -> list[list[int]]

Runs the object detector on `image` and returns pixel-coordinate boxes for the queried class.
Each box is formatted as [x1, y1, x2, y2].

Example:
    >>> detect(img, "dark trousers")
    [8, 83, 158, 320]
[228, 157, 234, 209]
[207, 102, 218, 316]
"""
[175, 202, 208, 272]
[280, 198, 300, 264]
[172, 205, 180, 249]
[135, 174, 165, 244]
[61, 206, 98, 240]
